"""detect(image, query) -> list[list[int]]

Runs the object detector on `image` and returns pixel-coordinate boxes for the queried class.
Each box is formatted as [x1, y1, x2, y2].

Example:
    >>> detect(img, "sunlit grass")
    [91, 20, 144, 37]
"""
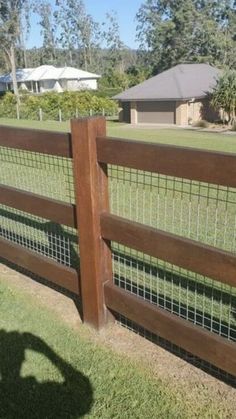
[0, 278, 226, 419]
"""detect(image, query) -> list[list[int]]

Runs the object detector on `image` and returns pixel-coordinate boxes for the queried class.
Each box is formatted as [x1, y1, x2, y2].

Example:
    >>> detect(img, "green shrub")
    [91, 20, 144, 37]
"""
[0, 92, 17, 118]
[192, 119, 209, 128]
[0, 91, 118, 121]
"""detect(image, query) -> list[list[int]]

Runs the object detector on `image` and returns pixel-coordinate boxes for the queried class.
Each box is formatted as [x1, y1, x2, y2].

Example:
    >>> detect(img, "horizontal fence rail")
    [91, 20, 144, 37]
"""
[104, 282, 236, 377]
[0, 125, 72, 157]
[97, 136, 236, 188]
[0, 236, 79, 294]
[0, 184, 77, 228]
[101, 213, 236, 289]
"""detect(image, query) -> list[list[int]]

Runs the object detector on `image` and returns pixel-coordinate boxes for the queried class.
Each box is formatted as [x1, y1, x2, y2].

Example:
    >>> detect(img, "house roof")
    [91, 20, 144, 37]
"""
[114, 64, 221, 101]
[0, 68, 34, 83]
[58, 67, 101, 80]
[0, 65, 101, 83]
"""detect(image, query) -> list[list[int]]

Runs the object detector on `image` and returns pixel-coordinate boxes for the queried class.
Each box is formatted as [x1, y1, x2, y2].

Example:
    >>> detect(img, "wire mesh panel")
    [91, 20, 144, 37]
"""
[0, 145, 78, 275]
[108, 165, 236, 347]
[112, 243, 236, 342]
[109, 166, 236, 253]
[0, 204, 78, 269]
[0, 146, 75, 203]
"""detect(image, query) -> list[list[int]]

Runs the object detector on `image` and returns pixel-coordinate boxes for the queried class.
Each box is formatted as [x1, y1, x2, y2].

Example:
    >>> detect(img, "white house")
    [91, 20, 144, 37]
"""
[0, 65, 101, 93]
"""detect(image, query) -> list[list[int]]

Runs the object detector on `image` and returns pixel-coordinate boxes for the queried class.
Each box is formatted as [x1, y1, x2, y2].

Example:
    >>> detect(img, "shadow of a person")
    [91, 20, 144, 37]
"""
[0, 330, 93, 418]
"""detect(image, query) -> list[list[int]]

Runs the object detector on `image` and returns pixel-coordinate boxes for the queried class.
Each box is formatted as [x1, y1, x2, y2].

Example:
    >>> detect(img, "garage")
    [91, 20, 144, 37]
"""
[137, 101, 175, 124]
[115, 64, 220, 125]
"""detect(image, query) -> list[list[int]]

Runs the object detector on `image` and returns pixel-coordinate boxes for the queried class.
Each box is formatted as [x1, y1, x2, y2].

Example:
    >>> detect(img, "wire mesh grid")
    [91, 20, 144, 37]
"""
[0, 204, 79, 269]
[0, 146, 75, 204]
[0, 145, 78, 273]
[108, 165, 236, 348]
[109, 165, 236, 252]
[112, 244, 236, 342]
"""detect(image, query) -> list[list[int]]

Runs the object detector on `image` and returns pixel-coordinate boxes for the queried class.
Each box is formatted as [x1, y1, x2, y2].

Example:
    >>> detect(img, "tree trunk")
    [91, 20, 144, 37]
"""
[20, 33, 28, 68]
[23, 47, 28, 68]
[88, 43, 92, 67]
[9, 45, 20, 106]
[69, 49, 73, 66]
[84, 48, 88, 71]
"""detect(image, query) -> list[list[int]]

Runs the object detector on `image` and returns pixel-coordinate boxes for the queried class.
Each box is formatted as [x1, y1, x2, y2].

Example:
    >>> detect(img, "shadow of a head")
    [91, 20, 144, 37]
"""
[0, 330, 93, 418]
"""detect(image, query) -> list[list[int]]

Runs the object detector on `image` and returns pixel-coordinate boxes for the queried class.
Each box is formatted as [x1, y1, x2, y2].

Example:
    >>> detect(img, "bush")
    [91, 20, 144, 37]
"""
[0, 92, 17, 118]
[192, 119, 209, 128]
[211, 70, 236, 124]
[0, 91, 118, 121]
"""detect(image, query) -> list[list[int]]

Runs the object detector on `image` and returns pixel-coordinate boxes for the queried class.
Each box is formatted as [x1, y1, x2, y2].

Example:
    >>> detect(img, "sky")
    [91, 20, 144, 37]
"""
[27, 0, 144, 49]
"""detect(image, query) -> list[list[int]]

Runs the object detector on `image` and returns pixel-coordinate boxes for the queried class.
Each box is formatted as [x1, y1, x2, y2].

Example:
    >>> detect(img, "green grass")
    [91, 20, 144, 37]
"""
[0, 117, 70, 132]
[1, 117, 236, 153]
[0, 118, 236, 351]
[108, 124, 236, 153]
[0, 277, 226, 419]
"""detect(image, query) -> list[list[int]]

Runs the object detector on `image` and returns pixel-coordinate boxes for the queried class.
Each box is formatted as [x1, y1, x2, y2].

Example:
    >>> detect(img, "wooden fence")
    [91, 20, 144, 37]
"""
[1, 117, 236, 378]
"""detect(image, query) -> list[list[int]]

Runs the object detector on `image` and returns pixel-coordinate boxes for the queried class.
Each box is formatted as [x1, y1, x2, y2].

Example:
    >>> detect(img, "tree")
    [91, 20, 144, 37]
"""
[55, 0, 99, 70]
[0, 0, 30, 104]
[136, 0, 236, 74]
[211, 70, 236, 124]
[126, 65, 150, 87]
[102, 11, 125, 73]
[35, 1, 56, 64]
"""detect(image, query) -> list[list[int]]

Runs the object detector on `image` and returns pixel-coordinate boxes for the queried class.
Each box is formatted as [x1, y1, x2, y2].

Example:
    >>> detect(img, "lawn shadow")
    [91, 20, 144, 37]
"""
[0, 330, 93, 418]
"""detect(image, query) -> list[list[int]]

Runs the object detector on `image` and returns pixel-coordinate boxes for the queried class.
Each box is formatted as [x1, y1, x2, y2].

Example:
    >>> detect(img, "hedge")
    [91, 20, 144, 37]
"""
[0, 91, 118, 121]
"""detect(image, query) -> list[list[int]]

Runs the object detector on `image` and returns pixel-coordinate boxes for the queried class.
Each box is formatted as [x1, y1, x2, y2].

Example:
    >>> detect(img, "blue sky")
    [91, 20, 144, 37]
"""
[27, 0, 144, 49]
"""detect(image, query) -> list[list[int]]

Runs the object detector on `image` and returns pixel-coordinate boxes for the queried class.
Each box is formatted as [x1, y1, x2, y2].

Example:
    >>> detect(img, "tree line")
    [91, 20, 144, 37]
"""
[0, 0, 235, 105]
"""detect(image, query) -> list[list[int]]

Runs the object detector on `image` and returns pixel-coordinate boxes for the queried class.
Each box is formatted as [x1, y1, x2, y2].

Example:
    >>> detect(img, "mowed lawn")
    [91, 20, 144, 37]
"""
[1, 277, 234, 418]
[1, 118, 236, 346]
[0, 117, 236, 152]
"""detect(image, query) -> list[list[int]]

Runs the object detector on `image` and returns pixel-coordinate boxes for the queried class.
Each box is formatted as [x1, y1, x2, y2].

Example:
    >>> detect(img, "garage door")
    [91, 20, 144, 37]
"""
[122, 102, 131, 123]
[137, 101, 175, 124]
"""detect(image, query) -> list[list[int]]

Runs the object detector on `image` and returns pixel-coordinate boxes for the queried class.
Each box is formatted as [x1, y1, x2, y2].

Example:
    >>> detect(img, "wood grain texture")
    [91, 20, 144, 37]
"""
[0, 125, 72, 157]
[104, 282, 236, 376]
[101, 213, 236, 288]
[0, 184, 77, 228]
[71, 117, 113, 329]
[97, 136, 236, 187]
[0, 236, 80, 294]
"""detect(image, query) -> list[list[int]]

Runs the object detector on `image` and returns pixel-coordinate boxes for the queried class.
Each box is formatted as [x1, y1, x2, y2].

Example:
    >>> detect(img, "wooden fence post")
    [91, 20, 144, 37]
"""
[71, 117, 113, 329]
[59, 109, 62, 122]
[39, 108, 43, 121]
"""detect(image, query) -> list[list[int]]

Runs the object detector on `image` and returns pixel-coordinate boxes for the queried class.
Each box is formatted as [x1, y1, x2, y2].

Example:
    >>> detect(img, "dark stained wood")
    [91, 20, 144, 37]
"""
[97, 136, 236, 188]
[71, 117, 113, 329]
[0, 184, 77, 228]
[0, 125, 72, 157]
[101, 213, 236, 288]
[0, 236, 80, 294]
[104, 282, 236, 376]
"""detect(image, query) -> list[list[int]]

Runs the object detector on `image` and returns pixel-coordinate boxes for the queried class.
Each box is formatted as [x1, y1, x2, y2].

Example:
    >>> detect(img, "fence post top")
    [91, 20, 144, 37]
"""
[70, 116, 106, 124]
